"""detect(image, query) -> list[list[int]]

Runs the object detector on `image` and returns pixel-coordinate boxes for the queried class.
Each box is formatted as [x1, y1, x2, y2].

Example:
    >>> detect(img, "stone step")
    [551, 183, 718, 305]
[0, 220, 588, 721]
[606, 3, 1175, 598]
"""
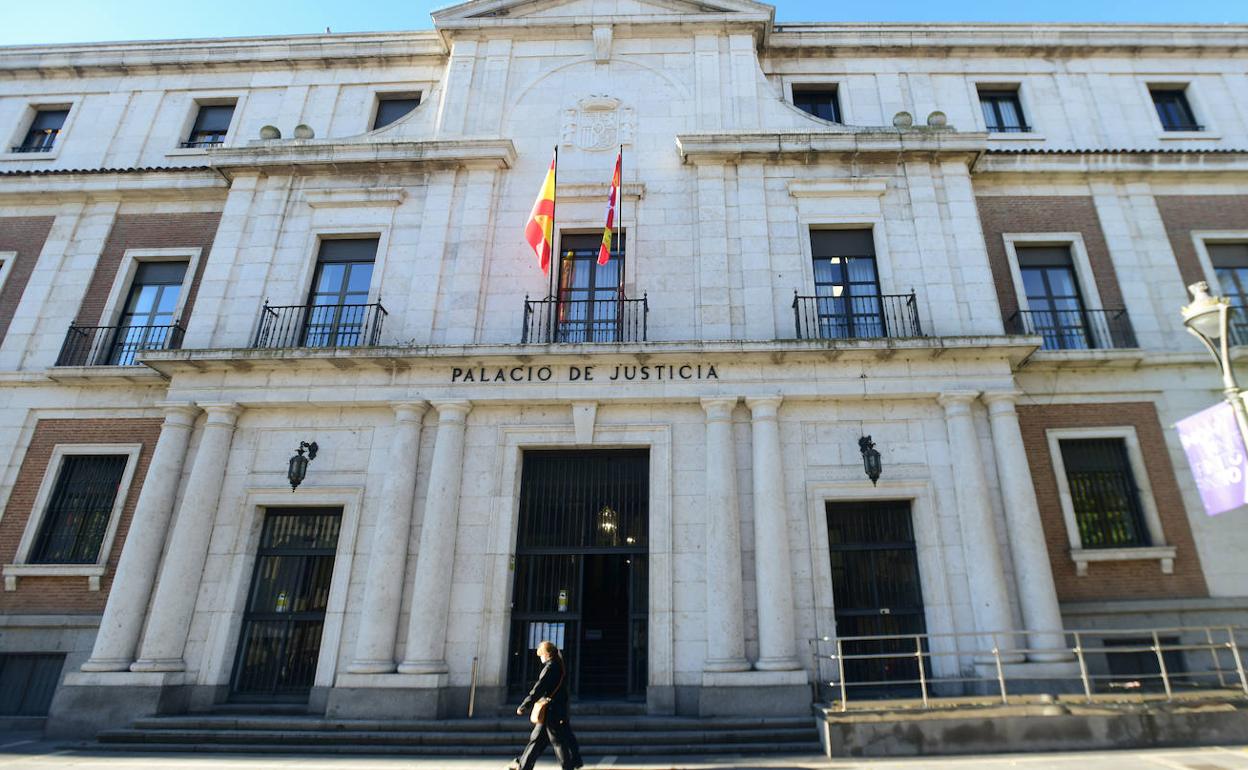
[124, 715, 815, 733]
[98, 726, 817, 747]
[89, 740, 823, 757]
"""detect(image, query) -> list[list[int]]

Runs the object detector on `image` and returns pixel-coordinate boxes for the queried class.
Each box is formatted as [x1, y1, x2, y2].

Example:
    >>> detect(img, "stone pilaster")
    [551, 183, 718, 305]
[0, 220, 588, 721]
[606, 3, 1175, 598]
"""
[81, 402, 200, 672]
[131, 403, 241, 672]
[937, 391, 1021, 662]
[398, 401, 471, 675]
[744, 396, 800, 671]
[701, 397, 749, 673]
[349, 401, 428, 674]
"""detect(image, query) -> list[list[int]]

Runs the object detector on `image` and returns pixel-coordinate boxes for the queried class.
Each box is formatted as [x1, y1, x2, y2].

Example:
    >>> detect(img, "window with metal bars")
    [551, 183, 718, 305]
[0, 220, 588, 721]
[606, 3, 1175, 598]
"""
[16, 108, 68, 152]
[0, 654, 65, 716]
[29, 454, 128, 564]
[1058, 438, 1151, 549]
[183, 103, 235, 147]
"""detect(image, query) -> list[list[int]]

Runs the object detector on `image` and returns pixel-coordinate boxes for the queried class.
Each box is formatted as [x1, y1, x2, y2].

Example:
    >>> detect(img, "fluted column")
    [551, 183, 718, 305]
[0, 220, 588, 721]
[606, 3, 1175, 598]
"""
[81, 403, 200, 672]
[744, 396, 800, 671]
[398, 401, 471, 675]
[131, 403, 241, 672]
[937, 391, 1021, 662]
[983, 392, 1070, 662]
[349, 401, 429, 674]
[701, 397, 749, 673]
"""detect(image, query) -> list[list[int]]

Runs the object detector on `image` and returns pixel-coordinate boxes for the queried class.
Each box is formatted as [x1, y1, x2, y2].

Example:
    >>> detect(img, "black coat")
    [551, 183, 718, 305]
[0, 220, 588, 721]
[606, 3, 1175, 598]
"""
[519, 655, 570, 720]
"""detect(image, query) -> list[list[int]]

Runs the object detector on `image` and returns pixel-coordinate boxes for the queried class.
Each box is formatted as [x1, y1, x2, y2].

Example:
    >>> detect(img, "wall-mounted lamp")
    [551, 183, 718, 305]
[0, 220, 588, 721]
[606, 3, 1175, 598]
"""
[859, 435, 882, 486]
[288, 441, 318, 491]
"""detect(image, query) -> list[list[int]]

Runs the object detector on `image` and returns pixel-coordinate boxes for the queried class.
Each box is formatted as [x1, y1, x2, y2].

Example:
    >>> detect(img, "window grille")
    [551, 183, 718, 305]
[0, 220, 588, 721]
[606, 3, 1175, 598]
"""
[1058, 438, 1151, 549]
[29, 455, 128, 564]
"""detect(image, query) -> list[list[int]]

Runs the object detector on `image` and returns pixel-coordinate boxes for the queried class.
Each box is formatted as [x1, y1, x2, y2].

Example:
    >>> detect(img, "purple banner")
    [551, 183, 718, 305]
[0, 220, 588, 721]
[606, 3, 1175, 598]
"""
[1176, 400, 1248, 516]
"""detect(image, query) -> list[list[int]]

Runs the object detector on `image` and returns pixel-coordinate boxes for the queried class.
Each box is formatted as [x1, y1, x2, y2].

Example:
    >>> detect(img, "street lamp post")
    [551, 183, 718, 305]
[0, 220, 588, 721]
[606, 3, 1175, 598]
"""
[1181, 281, 1248, 445]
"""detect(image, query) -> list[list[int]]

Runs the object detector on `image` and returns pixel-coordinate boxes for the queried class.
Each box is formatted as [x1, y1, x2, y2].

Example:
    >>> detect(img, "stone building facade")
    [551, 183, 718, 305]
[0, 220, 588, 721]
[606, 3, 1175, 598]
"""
[0, 0, 1245, 736]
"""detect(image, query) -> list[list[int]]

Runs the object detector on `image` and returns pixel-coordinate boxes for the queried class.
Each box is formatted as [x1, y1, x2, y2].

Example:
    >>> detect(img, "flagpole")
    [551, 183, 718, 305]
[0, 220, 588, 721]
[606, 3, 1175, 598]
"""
[548, 145, 558, 301]
[618, 144, 625, 297]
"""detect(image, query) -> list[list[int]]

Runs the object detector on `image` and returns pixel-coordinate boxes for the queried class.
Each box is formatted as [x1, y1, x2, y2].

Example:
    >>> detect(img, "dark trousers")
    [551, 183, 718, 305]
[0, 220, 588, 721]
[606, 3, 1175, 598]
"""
[518, 717, 582, 770]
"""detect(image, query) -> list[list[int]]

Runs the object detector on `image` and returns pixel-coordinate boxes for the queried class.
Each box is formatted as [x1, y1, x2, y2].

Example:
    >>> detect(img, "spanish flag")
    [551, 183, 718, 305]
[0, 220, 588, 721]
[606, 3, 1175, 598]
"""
[597, 149, 622, 266]
[524, 149, 557, 275]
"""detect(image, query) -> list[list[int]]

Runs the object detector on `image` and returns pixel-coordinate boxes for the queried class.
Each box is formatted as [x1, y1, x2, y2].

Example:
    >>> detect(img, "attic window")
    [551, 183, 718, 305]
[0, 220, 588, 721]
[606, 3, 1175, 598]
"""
[373, 94, 421, 130]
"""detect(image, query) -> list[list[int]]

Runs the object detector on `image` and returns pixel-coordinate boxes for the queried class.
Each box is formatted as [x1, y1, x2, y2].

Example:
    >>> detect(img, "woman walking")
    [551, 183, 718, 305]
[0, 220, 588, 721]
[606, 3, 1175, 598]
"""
[509, 640, 583, 770]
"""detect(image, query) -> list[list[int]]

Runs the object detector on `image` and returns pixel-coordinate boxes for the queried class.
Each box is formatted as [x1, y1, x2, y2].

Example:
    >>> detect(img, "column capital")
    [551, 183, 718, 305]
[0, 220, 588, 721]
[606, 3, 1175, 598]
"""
[701, 396, 738, 421]
[198, 402, 242, 426]
[431, 400, 472, 421]
[937, 390, 980, 415]
[744, 395, 783, 419]
[982, 391, 1023, 415]
[391, 401, 429, 422]
[157, 401, 200, 427]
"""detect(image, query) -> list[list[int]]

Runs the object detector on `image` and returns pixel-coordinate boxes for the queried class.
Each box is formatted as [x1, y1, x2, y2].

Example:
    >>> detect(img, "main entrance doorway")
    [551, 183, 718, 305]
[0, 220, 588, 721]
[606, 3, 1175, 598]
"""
[507, 450, 648, 701]
[230, 507, 342, 702]
[826, 500, 928, 697]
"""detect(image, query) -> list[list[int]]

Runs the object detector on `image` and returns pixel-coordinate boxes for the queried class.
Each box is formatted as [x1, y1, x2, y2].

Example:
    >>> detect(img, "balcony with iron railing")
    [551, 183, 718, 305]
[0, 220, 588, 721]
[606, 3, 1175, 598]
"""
[521, 295, 648, 344]
[252, 301, 388, 350]
[55, 323, 185, 367]
[1006, 308, 1137, 351]
[792, 291, 924, 341]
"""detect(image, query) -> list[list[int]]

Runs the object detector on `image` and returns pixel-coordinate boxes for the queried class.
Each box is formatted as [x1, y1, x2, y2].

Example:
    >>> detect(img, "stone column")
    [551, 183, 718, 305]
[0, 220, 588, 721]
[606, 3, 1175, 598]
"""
[744, 396, 800, 671]
[983, 392, 1070, 662]
[398, 401, 471, 675]
[937, 391, 1021, 662]
[131, 403, 241, 672]
[81, 403, 200, 672]
[349, 401, 429, 674]
[701, 397, 749, 673]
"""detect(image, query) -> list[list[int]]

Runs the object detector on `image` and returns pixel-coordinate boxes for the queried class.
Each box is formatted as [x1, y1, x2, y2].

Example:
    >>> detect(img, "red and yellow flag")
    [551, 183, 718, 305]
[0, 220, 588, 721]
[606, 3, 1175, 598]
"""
[597, 149, 622, 266]
[524, 150, 557, 274]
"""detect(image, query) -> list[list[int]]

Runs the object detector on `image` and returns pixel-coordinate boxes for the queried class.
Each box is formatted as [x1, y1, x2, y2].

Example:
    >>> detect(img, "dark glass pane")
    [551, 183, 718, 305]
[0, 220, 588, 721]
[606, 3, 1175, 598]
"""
[193, 104, 235, 133]
[978, 90, 1026, 131]
[793, 89, 840, 123]
[30, 455, 128, 564]
[318, 238, 379, 264]
[373, 96, 420, 130]
[811, 229, 875, 259]
[1151, 89, 1198, 130]
[29, 109, 68, 132]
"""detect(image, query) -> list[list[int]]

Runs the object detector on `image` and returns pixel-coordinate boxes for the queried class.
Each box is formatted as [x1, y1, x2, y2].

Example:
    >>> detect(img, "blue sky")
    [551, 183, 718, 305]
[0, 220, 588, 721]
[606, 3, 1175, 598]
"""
[1, 0, 1245, 46]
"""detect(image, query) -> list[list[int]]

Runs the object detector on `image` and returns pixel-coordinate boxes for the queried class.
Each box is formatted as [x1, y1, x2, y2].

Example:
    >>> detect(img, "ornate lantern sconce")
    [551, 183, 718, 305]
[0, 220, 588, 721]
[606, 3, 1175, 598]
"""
[859, 435, 882, 486]
[288, 441, 318, 491]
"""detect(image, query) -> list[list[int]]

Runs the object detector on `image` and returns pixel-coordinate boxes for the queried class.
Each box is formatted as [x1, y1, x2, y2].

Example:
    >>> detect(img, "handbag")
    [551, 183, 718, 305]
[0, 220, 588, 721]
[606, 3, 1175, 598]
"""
[529, 655, 567, 725]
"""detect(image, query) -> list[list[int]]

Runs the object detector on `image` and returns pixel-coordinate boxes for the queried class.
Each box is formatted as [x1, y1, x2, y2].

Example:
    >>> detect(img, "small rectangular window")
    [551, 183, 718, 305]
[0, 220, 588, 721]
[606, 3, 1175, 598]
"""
[1150, 87, 1201, 131]
[15, 108, 68, 153]
[182, 103, 235, 148]
[1209, 242, 1248, 345]
[373, 94, 420, 130]
[0, 654, 65, 716]
[1058, 438, 1151, 549]
[29, 455, 129, 565]
[793, 87, 841, 123]
[978, 88, 1029, 133]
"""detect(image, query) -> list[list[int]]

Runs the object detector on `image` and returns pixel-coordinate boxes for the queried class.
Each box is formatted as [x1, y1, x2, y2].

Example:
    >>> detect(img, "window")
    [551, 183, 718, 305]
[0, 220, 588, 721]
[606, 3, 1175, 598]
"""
[305, 238, 378, 347]
[182, 103, 235, 148]
[110, 261, 188, 365]
[0, 654, 65, 716]
[29, 454, 130, 565]
[1058, 438, 1151, 549]
[14, 108, 68, 153]
[1150, 87, 1201, 132]
[1208, 242, 1248, 345]
[556, 233, 624, 342]
[1016, 246, 1091, 350]
[793, 86, 841, 123]
[978, 88, 1029, 133]
[811, 229, 883, 338]
[372, 94, 420, 130]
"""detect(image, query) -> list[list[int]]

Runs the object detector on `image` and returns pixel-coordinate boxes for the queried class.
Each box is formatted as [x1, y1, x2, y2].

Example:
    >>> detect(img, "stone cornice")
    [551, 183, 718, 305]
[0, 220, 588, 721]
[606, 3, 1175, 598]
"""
[677, 130, 987, 164]
[0, 167, 226, 203]
[973, 149, 1248, 176]
[0, 32, 447, 77]
[207, 138, 518, 175]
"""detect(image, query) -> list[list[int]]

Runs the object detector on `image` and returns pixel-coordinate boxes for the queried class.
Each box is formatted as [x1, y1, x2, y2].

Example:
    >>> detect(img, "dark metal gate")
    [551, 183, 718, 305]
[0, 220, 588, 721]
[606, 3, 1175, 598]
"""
[826, 500, 929, 696]
[507, 450, 648, 701]
[230, 507, 341, 702]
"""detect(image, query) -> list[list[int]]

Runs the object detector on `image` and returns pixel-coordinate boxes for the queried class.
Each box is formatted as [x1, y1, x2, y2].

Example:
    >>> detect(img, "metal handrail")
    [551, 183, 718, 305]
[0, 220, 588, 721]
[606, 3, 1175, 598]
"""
[792, 290, 924, 340]
[55, 322, 185, 366]
[810, 625, 1248, 712]
[1006, 307, 1137, 350]
[252, 301, 388, 349]
[521, 294, 648, 344]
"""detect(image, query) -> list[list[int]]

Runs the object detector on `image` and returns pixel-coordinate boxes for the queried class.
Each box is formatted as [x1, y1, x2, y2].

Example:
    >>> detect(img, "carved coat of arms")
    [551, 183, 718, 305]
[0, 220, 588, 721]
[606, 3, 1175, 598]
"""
[561, 96, 635, 152]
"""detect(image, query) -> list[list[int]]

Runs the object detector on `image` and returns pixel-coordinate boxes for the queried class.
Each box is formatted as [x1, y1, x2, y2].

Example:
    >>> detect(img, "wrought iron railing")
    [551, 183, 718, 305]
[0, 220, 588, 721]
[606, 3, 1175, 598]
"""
[55, 323, 185, 366]
[1162, 123, 1204, 132]
[987, 123, 1032, 133]
[793, 291, 924, 340]
[252, 302, 387, 349]
[9, 144, 55, 153]
[811, 625, 1248, 710]
[1006, 308, 1137, 350]
[521, 295, 648, 344]
[179, 132, 226, 149]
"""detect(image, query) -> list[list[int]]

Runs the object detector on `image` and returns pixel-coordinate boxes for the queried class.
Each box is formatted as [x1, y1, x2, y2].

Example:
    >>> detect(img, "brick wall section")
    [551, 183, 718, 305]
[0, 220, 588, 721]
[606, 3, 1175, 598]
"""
[1015, 402, 1208, 602]
[0, 216, 56, 345]
[76, 212, 222, 328]
[975, 196, 1125, 323]
[1155, 195, 1248, 288]
[0, 418, 162, 614]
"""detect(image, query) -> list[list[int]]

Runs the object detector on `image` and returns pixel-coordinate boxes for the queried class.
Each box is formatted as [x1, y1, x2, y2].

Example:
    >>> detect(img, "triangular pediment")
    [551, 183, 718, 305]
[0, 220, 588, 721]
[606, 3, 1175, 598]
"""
[433, 0, 774, 24]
